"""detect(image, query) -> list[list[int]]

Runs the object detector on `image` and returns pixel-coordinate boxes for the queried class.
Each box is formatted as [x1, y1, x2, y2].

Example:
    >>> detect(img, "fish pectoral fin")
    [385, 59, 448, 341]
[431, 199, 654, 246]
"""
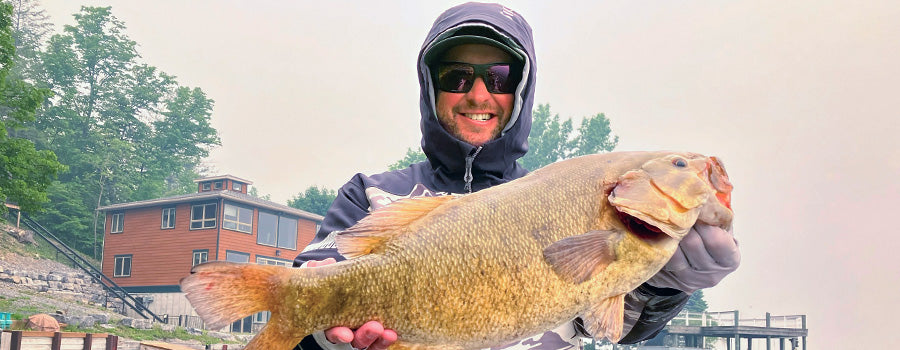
[543, 230, 618, 284]
[583, 294, 626, 343]
[337, 195, 457, 258]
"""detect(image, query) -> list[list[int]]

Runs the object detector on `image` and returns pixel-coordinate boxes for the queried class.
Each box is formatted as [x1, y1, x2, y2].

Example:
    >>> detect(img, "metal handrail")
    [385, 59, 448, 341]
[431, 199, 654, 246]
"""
[11, 209, 165, 323]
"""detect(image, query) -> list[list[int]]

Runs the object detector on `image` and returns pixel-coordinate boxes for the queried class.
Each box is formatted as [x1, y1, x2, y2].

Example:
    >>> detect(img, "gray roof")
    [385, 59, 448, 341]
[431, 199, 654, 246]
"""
[96, 190, 323, 221]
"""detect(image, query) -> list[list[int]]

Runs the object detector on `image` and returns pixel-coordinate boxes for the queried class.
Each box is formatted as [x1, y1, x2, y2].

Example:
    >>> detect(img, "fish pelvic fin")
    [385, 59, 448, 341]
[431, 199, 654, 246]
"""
[180, 261, 292, 330]
[543, 230, 618, 284]
[583, 294, 626, 343]
[337, 195, 457, 258]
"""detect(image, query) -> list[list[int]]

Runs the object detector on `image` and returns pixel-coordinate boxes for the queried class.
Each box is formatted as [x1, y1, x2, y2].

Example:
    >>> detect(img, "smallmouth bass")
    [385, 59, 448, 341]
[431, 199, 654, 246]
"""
[180, 151, 734, 350]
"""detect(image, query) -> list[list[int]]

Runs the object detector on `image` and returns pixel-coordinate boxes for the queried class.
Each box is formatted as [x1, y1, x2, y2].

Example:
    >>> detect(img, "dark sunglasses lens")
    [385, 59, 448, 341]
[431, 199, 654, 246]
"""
[437, 65, 474, 93]
[484, 65, 514, 93]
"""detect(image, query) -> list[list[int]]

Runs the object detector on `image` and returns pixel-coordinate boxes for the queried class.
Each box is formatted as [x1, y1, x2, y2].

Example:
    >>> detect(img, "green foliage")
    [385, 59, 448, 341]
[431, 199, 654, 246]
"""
[684, 289, 709, 313]
[3, 5, 221, 256]
[519, 104, 618, 170]
[388, 147, 428, 171]
[287, 185, 337, 216]
[0, 2, 64, 214]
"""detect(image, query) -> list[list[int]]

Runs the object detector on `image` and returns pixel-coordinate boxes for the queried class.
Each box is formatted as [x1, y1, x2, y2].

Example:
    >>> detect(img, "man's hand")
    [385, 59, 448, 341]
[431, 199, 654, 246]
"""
[646, 224, 740, 293]
[307, 258, 398, 350]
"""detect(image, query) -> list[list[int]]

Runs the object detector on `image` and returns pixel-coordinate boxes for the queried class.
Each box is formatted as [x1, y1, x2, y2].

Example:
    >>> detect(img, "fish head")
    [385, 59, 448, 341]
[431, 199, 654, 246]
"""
[608, 152, 734, 240]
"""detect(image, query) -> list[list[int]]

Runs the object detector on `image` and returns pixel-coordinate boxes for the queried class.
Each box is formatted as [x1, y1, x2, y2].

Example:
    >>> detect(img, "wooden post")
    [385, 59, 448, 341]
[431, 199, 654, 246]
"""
[801, 315, 807, 350]
[734, 310, 741, 350]
[10, 331, 22, 350]
[766, 312, 771, 350]
[51, 332, 62, 350]
[106, 335, 118, 350]
[83, 333, 93, 350]
[779, 338, 785, 350]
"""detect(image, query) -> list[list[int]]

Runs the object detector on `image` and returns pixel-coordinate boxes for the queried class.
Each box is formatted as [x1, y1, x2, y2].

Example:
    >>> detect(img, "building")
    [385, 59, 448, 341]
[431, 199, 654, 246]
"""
[97, 175, 323, 332]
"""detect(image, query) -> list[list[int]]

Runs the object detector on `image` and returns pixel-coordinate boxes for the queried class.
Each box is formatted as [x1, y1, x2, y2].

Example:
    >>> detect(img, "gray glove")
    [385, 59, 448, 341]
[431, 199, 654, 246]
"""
[646, 224, 740, 294]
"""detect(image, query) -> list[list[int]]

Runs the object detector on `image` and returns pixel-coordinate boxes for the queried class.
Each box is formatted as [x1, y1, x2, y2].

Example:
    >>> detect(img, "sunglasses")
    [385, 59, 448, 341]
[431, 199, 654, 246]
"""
[433, 62, 522, 94]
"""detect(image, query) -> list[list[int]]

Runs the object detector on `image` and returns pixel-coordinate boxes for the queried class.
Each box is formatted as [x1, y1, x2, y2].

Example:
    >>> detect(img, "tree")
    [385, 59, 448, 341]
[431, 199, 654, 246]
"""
[519, 104, 618, 170]
[684, 289, 709, 313]
[14, 5, 219, 257]
[288, 185, 337, 216]
[0, 2, 64, 214]
[388, 147, 428, 171]
[8, 0, 53, 82]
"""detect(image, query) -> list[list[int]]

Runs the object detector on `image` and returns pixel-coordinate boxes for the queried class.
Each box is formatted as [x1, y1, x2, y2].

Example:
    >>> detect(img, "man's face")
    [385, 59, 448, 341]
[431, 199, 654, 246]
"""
[435, 44, 516, 147]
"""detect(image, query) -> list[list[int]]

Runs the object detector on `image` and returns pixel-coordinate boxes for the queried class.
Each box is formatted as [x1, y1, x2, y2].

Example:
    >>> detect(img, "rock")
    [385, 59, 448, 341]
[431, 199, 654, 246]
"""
[68, 315, 96, 327]
[91, 313, 110, 323]
[119, 317, 153, 329]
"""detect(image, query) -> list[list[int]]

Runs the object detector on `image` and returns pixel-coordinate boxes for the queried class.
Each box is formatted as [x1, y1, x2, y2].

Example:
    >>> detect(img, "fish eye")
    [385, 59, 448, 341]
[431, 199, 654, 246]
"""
[673, 158, 687, 168]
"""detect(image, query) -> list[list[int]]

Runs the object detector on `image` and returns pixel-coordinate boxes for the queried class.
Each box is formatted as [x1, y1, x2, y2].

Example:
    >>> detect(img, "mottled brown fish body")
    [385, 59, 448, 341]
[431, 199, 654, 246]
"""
[181, 151, 734, 350]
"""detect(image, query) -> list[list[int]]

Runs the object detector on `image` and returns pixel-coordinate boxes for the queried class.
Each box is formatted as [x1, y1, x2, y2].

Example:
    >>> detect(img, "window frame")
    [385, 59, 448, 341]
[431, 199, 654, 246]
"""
[233, 183, 242, 191]
[190, 203, 218, 230]
[114, 254, 132, 277]
[192, 249, 209, 266]
[202, 183, 211, 191]
[256, 255, 292, 266]
[161, 207, 176, 229]
[110, 212, 124, 234]
[223, 203, 253, 234]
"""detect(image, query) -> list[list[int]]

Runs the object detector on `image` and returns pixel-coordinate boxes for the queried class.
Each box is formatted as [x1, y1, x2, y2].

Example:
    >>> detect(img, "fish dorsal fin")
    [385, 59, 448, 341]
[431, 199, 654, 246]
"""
[336, 195, 458, 258]
[543, 230, 618, 284]
[583, 294, 626, 343]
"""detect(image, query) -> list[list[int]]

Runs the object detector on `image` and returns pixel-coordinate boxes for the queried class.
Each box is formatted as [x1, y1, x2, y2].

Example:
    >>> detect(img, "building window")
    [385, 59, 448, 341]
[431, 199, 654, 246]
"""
[192, 250, 208, 266]
[110, 213, 124, 233]
[225, 250, 250, 263]
[190, 203, 217, 229]
[256, 212, 298, 249]
[223, 203, 252, 233]
[256, 256, 291, 266]
[256, 212, 277, 246]
[161, 207, 176, 229]
[277, 216, 298, 250]
[114, 255, 132, 277]
[233, 183, 242, 191]
[214, 181, 223, 190]
[254, 311, 271, 324]
[202, 183, 211, 191]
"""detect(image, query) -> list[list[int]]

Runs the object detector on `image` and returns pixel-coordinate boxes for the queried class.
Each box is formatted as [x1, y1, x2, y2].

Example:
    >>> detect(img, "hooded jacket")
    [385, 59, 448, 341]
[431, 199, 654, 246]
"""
[294, 3, 687, 349]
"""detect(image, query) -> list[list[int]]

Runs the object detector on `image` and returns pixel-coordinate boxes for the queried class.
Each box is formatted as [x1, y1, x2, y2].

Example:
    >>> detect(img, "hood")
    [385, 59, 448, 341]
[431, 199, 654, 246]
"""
[417, 2, 536, 193]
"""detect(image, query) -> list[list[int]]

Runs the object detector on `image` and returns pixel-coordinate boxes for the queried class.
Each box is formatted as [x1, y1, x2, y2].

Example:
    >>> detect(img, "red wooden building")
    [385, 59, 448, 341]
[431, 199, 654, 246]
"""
[96, 175, 323, 331]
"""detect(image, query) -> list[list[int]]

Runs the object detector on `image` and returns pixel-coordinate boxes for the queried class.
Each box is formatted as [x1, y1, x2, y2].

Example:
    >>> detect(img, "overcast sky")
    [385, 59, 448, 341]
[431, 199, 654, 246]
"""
[39, 0, 900, 348]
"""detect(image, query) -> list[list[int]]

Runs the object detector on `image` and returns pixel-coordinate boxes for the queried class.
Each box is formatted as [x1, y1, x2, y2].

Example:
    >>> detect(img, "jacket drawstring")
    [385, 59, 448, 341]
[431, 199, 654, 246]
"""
[463, 146, 483, 193]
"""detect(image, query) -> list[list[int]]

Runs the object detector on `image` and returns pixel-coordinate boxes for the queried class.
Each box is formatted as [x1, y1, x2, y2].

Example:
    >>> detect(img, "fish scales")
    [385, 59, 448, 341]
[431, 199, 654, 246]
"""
[180, 151, 734, 350]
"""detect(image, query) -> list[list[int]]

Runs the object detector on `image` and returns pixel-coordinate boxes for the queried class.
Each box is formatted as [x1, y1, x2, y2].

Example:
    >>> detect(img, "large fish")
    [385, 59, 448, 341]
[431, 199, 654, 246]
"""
[180, 151, 734, 350]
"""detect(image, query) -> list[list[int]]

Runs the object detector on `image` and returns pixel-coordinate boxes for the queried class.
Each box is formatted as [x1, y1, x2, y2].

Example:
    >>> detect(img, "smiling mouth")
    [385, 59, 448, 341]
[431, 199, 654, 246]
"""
[463, 113, 493, 121]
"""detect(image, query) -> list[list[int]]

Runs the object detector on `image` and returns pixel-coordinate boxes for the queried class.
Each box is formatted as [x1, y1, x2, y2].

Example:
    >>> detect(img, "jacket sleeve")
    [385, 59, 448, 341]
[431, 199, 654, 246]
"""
[617, 283, 690, 344]
[293, 175, 374, 350]
[293, 175, 372, 267]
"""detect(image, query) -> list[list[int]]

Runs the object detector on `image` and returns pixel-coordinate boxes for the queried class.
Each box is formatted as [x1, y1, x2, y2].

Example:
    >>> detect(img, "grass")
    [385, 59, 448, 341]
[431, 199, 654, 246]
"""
[63, 323, 240, 345]
[0, 295, 45, 320]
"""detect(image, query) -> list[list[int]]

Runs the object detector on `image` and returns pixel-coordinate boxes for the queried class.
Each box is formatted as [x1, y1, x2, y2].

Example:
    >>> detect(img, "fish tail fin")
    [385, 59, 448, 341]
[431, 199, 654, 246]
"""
[180, 261, 296, 330]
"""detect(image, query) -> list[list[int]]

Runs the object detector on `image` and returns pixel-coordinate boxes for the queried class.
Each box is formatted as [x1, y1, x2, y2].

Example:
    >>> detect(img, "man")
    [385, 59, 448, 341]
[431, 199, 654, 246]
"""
[293, 3, 740, 350]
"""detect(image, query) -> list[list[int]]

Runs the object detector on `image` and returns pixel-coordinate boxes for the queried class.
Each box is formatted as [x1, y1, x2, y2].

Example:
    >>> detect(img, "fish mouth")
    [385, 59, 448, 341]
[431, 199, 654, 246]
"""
[616, 210, 667, 242]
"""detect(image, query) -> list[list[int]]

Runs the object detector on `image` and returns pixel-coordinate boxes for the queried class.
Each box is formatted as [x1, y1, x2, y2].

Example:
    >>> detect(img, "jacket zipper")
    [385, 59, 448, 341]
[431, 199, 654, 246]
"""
[463, 146, 483, 193]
